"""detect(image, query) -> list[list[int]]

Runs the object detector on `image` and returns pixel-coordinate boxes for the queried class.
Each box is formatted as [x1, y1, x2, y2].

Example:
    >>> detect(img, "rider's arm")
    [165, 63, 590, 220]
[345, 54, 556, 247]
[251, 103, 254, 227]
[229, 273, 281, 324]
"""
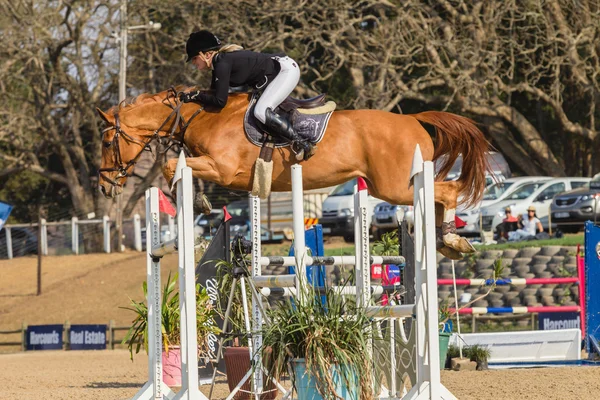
[181, 59, 231, 108]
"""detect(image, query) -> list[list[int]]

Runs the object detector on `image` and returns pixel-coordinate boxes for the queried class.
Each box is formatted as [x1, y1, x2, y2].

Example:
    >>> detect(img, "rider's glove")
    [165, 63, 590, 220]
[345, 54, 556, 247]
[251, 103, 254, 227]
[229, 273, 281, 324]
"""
[178, 91, 201, 103]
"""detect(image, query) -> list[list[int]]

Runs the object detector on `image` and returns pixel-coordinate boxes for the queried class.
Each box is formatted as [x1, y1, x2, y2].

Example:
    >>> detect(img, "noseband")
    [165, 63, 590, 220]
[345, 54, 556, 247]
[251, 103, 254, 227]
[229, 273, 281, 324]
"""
[98, 89, 203, 189]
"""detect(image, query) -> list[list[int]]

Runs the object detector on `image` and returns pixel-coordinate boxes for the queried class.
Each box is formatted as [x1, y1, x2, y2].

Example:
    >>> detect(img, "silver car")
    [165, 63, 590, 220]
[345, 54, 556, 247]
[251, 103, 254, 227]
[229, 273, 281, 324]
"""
[371, 202, 414, 240]
[551, 175, 600, 233]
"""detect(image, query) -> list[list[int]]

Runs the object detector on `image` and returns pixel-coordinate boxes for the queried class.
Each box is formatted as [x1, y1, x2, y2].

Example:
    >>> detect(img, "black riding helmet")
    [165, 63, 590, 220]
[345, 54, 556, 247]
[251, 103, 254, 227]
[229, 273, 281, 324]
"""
[185, 30, 222, 62]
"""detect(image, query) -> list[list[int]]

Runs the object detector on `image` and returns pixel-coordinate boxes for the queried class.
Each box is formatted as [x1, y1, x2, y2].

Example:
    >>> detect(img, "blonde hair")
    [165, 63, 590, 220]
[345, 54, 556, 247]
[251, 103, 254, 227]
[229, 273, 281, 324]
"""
[216, 44, 243, 53]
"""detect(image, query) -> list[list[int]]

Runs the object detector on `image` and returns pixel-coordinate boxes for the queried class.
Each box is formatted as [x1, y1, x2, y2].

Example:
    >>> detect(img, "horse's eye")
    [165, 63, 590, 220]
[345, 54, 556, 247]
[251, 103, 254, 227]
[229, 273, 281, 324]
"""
[103, 141, 112, 148]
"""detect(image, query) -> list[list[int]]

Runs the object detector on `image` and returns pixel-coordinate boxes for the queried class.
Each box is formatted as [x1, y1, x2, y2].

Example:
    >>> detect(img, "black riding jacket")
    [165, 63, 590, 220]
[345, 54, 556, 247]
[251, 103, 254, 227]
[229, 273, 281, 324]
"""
[194, 50, 281, 109]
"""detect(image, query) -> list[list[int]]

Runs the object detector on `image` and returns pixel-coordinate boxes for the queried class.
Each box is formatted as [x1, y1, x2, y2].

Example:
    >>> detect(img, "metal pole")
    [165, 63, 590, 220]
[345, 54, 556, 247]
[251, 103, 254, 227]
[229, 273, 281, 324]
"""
[116, 0, 128, 253]
[548, 205, 552, 236]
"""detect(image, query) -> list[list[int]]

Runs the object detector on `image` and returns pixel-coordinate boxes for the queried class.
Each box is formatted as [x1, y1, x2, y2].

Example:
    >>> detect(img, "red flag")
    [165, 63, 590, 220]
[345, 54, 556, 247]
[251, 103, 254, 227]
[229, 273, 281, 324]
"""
[158, 189, 176, 217]
[357, 177, 368, 191]
[454, 215, 466, 228]
[223, 206, 232, 222]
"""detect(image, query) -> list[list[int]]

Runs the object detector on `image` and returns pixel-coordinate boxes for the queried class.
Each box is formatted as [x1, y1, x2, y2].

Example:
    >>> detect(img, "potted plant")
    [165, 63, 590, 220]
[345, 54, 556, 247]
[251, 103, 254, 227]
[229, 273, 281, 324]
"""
[121, 272, 220, 386]
[467, 344, 491, 370]
[260, 282, 375, 400]
[447, 344, 491, 370]
[438, 300, 453, 369]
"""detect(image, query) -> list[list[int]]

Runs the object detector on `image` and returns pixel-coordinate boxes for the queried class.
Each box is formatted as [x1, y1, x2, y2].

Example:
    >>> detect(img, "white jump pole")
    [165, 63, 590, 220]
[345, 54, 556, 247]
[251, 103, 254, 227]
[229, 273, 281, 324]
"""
[134, 152, 207, 400]
[291, 164, 307, 304]
[250, 194, 263, 399]
[404, 145, 456, 400]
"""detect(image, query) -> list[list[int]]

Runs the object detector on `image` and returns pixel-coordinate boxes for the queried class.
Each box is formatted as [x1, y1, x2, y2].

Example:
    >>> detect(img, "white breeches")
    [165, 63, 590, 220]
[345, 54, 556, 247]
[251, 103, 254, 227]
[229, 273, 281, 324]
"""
[254, 56, 300, 124]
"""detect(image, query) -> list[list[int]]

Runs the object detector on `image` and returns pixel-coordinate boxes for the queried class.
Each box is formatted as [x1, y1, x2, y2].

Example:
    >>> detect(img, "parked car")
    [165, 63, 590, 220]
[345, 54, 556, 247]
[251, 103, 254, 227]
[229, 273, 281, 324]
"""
[194, 200, 285, 243]
[370, 202, 414, 240]
[480, 177, 591, 233]
[0, 227, 38, 258]
[456, 176, 551, 236]
[320, 179, 382, 242]
[550, 174, 600, 233]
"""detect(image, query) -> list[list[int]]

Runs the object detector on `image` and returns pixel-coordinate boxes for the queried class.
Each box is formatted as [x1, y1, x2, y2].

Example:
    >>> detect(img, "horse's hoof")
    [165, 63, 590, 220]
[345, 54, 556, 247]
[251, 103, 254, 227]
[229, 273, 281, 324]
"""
[194, 193, 212, 215]
[443, 233, 476, 254]
[438, 246, 463, 260]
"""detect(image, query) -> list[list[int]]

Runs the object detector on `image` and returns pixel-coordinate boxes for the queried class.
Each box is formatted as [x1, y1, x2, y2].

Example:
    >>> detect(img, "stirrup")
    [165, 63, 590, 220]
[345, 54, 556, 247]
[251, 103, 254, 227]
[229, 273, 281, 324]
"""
[292, 141, 316, 161]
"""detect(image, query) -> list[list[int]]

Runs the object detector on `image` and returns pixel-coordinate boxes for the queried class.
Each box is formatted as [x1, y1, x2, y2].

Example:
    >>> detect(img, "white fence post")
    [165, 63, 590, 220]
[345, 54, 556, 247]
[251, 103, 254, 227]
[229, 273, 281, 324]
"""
[103, 215, 111, 253]
[71, 217, 79, 254]
[40, 219, 48, 256]
[5, 227, 12, 259]
[133, 214, 142, 252]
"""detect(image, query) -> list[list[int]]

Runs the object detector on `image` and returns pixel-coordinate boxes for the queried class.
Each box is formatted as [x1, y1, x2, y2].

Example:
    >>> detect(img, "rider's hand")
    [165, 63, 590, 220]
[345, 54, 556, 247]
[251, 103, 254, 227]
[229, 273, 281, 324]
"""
[178, 91, 200, 103]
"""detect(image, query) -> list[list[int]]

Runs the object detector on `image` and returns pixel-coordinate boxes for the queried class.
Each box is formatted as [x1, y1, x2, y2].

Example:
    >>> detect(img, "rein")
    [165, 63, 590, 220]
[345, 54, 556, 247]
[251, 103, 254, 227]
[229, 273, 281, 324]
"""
[98, 88, 203, 188]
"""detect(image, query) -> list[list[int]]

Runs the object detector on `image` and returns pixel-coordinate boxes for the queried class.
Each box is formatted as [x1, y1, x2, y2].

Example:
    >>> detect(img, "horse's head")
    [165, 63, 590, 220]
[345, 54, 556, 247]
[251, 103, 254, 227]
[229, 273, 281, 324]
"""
[97, 88, 189, 198]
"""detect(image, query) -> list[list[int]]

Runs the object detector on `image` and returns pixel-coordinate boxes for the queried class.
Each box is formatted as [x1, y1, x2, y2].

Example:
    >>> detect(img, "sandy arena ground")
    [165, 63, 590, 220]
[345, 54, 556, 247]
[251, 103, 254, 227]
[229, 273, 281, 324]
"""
[1, 350, 600, 399]
[2, 253, 600, 399]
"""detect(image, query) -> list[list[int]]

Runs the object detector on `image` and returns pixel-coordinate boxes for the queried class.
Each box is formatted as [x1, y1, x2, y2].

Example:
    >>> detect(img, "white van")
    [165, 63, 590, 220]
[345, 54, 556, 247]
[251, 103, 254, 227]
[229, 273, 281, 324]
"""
[320, 179, 382, 242]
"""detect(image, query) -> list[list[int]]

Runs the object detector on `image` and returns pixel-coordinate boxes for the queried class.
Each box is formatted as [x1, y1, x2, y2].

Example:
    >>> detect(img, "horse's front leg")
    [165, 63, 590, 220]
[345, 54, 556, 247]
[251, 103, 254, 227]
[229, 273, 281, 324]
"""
[162, 155, 225, 215]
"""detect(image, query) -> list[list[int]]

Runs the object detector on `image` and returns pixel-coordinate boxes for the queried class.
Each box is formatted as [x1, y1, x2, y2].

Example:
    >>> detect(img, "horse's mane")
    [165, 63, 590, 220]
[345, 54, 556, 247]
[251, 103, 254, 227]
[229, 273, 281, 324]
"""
[107, 86, 191, 114]
[107, 86, 249, 114]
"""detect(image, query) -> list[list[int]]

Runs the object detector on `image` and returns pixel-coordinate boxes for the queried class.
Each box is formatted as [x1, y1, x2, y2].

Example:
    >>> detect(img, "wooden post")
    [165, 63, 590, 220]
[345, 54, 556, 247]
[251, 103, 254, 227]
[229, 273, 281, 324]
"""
[109, 320, 114, 349]
[65, 320, 70, 350]
[21, 321, 27, 352]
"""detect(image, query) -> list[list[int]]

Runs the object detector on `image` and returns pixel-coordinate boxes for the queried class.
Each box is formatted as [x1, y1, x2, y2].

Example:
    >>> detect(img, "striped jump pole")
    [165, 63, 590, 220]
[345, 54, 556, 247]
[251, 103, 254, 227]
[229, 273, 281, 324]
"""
[440, 260, 586, 339]
[452, 305, 581, 315]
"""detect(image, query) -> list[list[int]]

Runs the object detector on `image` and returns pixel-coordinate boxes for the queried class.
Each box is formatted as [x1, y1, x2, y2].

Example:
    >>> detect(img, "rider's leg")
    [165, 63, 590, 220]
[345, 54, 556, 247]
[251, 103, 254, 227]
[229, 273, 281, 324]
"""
[254, 57, 315, 161]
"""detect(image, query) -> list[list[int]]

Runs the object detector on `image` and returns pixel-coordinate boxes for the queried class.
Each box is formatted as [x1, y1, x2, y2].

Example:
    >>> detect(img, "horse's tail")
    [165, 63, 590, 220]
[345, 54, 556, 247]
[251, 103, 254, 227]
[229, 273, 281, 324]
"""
[412, 111, 490, 207]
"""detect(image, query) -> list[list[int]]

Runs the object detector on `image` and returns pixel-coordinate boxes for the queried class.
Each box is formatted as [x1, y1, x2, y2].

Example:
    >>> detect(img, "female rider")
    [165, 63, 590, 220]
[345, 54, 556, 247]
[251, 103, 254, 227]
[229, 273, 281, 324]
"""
[179, 30, 314, 160]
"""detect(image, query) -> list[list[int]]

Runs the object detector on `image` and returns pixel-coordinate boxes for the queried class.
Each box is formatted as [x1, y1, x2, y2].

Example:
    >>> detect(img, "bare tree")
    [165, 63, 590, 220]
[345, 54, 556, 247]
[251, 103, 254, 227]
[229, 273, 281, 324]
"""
[1, 0, 598, 227]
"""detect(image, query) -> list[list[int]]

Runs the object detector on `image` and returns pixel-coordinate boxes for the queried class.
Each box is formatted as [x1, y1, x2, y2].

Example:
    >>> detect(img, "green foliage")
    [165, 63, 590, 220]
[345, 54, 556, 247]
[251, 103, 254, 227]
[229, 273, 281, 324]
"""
[261, 284, 376, 400]
[121, 272, 219, 360]
[447, 344, 491, 364]
[473, 235, 584, 250]
[371, 230, 399, 257]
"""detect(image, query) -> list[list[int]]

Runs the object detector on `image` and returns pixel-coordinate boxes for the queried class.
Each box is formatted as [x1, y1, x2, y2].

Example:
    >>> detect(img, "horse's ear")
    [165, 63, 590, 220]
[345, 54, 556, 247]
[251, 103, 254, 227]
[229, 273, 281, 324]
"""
[96, 108, 114, 124]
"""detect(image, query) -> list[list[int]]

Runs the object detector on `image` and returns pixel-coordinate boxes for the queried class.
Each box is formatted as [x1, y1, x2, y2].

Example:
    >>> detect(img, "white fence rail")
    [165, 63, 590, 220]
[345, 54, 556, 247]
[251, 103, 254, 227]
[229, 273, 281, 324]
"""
[0, 214, 163, 259]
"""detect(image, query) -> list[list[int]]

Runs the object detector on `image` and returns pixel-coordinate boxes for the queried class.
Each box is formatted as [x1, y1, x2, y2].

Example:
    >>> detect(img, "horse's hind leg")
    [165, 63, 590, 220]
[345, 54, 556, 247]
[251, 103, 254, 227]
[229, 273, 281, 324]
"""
[434, 181, 476, 259]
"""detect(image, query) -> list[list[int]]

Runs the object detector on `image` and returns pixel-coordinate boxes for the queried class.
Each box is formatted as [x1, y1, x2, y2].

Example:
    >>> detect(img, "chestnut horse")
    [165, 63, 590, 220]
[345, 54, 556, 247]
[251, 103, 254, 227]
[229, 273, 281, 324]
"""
[97, 88, 490, 259]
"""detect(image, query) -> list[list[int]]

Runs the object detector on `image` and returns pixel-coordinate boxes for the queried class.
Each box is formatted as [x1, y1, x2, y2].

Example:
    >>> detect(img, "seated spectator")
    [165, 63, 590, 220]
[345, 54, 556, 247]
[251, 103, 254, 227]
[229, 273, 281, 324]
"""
[509, 205, 543, 241]
[497, 207, 519, 239]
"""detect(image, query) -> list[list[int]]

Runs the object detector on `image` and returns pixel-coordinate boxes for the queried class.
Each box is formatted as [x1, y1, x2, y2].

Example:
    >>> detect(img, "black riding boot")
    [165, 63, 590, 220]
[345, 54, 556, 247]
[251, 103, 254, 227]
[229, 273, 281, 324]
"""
[264, 108, 316, 161]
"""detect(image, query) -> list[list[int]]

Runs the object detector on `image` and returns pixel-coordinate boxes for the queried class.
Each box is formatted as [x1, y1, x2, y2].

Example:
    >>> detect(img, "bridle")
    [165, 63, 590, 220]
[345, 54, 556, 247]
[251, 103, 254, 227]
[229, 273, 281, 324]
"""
[98, 88, 203, 188]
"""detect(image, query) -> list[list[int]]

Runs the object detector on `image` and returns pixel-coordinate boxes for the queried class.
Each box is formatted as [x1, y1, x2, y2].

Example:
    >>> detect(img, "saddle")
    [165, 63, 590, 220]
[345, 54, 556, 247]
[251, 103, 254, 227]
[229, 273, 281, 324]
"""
[243, 89, 335, 200]
[243, 91, 336, 148]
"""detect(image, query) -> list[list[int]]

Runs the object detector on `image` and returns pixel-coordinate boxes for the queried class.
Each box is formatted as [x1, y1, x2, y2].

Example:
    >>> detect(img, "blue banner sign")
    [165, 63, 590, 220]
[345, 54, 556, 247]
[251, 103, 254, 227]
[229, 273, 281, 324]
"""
[539, 311, 580, 331]
[69, 325, 107, 350]
[26, 324, 63, 350]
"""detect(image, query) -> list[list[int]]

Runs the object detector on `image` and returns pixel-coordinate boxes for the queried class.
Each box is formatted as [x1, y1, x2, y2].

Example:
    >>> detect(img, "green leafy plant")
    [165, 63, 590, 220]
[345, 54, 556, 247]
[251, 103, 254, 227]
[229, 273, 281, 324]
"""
[261, 283, 376, 399]
[121, 272, 220, 360]
[438, 300, 452, 332]
[447, 344, 491, 370]
[372, 230, 399, 256]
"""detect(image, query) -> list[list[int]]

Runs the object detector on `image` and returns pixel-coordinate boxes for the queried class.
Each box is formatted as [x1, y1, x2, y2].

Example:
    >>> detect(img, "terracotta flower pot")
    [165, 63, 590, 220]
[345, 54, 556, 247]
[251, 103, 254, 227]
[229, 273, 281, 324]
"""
[162, 346, 182, 387]
[224, 346, 276, 400]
